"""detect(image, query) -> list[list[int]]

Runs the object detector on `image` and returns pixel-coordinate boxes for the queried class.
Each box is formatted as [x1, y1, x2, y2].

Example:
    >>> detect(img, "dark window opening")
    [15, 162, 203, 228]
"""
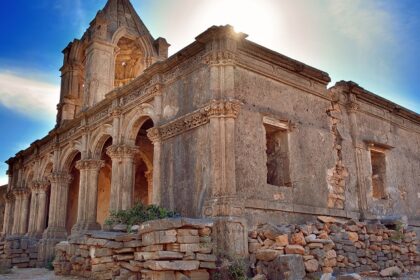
[265, 124, 290, 187]
[370, 150, 387, 199]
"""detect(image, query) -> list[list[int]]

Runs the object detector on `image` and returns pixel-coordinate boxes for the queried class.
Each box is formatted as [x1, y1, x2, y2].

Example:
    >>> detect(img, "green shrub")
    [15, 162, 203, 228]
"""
[45, 259, 54, 271]
[105, 202, 180, 231]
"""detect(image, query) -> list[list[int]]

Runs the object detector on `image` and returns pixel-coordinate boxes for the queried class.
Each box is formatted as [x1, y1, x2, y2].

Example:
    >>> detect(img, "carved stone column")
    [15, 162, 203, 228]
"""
[107, 145, 138, 211]
[73, 159, 104, 232]
[11, 188, 31, 236]
[19, 189, 30, 235]
[145, 170, 153, 204]
[147, 129, 162, 206]
[43, 172, 72, 239]
[2, 192, 15, 236]
[36, 182, 49, 236]
[27, 182, 39, 236]
[202, 100, 248, 257]
[11, 188, 25, 235]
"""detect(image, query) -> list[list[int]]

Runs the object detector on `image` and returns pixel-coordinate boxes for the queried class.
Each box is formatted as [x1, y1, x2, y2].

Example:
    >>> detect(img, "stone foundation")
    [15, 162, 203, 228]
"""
[248, 216, 419, 279]
[53, 218, 215, 279]
[0, 236, 39, 268]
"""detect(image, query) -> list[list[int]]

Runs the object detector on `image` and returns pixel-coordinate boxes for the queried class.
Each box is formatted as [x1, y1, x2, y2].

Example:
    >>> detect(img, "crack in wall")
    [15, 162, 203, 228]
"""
[326, 101, 348, 209]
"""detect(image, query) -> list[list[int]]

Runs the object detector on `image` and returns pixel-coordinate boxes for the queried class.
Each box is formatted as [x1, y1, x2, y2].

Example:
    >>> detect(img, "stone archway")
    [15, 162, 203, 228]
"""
[133, 118, 154, 205]
[97, 137, 112, 227]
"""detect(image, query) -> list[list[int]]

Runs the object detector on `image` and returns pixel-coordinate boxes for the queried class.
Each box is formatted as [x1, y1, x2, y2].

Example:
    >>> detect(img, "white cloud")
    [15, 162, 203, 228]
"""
[0, 71, 59, 121]
[327, 0, 395, 50]
[0, 175, 7, 186]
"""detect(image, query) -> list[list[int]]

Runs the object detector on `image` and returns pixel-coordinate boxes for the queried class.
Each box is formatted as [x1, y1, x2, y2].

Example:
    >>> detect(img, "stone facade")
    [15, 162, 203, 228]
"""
[1, 0, 419, 272]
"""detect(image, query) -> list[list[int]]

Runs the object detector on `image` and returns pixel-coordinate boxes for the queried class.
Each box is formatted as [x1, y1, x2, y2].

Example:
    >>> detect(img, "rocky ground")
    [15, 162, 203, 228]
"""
[0, 268, 419, 279]
[0, 267, 82, 280]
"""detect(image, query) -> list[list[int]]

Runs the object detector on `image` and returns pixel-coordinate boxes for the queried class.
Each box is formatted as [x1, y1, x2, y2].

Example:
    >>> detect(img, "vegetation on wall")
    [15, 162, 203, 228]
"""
[105, 203, 179, 230]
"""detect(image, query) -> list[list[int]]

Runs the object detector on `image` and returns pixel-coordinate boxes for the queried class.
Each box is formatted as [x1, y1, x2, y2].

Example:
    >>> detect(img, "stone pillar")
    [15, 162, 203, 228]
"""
[346, 93, 368, 218]
[73, 159, 104, 232]
[2, 192, 15, 236]
[147, 129, 162, 206]
[145, 170, 153, 204]
[203, 100, 248, 257]
[43, 172, 72, 239]
[11, 189, 22, 235]
[19, 189, 30, 235]
[83, 40, 115, 108]
[27, 182, 39, 236]
[36, 182, 49, 237]
[107, 145, 138, 211]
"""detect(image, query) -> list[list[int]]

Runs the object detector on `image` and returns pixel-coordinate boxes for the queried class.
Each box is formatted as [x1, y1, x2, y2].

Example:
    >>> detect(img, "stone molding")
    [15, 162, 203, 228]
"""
[152, 99, 241, 142]
[106, 145, 139, 160]
[75, 159, 105, 171]
[203, 50, 236, 66]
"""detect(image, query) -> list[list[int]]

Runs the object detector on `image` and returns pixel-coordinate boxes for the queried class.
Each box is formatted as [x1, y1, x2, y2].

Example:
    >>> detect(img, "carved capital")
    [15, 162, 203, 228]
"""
[146, 128, 162, 144]
[110, 107, 123, 117]
[204, 51, 236, 66]
[203, 196, 244, 217]
[12, 187, 30, 198]
[75, 159, 105, 171]
[204, 99, 241, 118]
[347, 101, 359, 113]
[4, 191, 15, 202]
[106, 145, 139, 160]
[48, 172, 73, 185]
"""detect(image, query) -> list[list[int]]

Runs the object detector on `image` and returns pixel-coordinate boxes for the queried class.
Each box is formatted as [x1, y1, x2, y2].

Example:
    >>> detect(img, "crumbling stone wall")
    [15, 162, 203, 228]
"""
[0, 237, 39, 268]
[54, 218, 215, 279]
[248, 216, 419, 279]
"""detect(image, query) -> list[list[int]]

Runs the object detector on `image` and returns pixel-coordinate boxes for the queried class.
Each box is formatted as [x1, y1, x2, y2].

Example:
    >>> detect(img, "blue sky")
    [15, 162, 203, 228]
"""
[0, 0, 419, 184]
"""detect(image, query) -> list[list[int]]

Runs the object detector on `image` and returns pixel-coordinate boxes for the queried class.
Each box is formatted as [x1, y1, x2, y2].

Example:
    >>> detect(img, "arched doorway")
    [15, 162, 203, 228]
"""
[134, 118, 154, 205]
[97, 137, 112, 227]
[66, 152, 81, 235]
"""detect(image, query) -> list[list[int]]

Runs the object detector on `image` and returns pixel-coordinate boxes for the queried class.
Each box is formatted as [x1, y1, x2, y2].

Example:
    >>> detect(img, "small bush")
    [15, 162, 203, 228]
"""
[0, 266, 12, 274]
[105, 202, 180, 231]
[46, 259, 54, 271]
[211, 258, 249, 280]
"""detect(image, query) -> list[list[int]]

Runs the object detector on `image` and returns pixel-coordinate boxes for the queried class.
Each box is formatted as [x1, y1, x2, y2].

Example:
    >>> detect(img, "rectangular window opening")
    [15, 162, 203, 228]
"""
[264, 121, 290, 187]
[370, 149, 387, 199]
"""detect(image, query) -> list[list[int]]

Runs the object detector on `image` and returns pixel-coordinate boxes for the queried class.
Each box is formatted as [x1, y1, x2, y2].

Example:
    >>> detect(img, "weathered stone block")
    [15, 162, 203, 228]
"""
[144, 260, 200, 271]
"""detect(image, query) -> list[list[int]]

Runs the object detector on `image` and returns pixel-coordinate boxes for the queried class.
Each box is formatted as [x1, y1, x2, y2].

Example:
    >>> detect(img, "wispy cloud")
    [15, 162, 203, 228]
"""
[0, 71, 59, 121]
[327, 0, 395, 50]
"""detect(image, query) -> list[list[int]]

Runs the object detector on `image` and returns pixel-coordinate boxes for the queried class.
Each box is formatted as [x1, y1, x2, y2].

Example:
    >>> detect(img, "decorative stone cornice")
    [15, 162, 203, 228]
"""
[75, 159, 105, 171]
[347, 101, 359, 113]
[106, 145, 139, 160]
[152, 99, 242, 141]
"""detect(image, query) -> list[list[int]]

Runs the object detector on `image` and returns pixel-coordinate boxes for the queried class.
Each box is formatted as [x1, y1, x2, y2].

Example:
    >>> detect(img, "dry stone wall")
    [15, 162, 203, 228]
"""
[0, 237, 39, 268]
[248, 216, 419, 279]
[54, 218, 215, 280]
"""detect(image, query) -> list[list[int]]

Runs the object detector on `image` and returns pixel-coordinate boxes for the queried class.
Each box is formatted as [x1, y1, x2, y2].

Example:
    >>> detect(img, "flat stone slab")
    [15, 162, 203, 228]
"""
[139, 218, 213, 234]
[86, 230, 128, 240]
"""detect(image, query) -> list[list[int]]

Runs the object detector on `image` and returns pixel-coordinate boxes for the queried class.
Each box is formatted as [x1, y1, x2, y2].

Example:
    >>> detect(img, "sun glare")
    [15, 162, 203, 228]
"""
[196, 0, 278, 42]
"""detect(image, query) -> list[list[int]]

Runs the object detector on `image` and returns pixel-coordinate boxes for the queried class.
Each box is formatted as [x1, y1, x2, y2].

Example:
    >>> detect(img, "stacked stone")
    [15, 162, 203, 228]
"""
[54, 218, 216, 280]
[331, 222, 419, 276]
[136, 218, 215, 280]
[248, 216, 419, 279]
[0, 237, 38, 268]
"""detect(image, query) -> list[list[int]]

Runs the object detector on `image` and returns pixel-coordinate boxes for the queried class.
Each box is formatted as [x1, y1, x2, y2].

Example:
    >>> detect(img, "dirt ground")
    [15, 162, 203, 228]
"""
[0, 267, 81, 280]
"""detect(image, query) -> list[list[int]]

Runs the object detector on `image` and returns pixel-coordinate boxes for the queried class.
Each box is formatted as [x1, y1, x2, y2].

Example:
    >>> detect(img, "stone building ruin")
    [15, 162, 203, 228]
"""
[1, 0, 419, 268]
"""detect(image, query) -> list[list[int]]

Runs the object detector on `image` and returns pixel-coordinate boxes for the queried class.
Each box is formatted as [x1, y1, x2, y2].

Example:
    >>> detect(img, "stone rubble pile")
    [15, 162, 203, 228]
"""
[248, 216, 419, 279]
[0, 237, 38, 268]
[54, 218, 216, 280]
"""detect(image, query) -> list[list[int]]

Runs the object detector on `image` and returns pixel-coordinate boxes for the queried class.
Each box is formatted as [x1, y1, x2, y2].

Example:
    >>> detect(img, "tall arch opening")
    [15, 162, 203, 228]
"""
[134, 118, 154, 205]
[97, 137, 112, 227]
[114, 37, 143, 88]
[66, 152, 81, 235]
